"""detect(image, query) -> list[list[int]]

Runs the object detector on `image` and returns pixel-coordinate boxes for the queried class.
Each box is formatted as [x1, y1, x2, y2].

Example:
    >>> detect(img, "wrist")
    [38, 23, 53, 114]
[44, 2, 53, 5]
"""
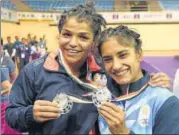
[124, 128, 130, 134]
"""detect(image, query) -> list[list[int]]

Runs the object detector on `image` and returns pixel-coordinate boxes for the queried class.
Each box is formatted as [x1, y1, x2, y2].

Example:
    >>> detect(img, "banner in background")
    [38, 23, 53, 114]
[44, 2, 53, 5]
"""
[1, 8, 18, 22]
[17, 11, 179, 23]
[2, 7, 179, 23]
[104, 12, 179, 23]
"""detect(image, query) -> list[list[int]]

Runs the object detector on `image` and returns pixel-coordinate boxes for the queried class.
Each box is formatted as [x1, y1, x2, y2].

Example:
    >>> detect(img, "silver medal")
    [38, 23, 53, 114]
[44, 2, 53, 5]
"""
[53, 93, 73, 114]
[92, 87, 112, 107]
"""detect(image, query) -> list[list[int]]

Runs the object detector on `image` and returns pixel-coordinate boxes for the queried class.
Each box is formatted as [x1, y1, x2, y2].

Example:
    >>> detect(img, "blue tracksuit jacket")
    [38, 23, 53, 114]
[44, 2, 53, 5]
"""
[5, 52, 99, 134]
[99, 70, 179, 134]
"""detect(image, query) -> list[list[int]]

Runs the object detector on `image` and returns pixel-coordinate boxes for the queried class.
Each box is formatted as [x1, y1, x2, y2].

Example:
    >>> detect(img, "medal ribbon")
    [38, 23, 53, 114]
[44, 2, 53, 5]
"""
[58, 49, 99, 92]
[57, 49, 149, 104]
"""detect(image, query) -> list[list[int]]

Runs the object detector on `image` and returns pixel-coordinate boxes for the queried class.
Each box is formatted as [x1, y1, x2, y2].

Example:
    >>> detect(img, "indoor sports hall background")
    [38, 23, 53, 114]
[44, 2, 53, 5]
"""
[1, 0, 179, 86]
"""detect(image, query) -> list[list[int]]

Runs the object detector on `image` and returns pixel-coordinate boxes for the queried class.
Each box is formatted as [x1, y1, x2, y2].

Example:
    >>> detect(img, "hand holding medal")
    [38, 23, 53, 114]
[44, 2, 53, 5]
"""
[33, 100, 60, 122]
[56, 49, 112, 112]
[53, 93, 73, 115]
[92, 87, 112, 107]
[52, 87, 112, 115]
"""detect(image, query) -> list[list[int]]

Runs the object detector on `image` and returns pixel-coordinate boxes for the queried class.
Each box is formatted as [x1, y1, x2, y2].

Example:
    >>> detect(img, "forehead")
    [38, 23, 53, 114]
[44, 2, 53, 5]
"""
[101, 38, 132, 55]
[62, 17, 93, 35]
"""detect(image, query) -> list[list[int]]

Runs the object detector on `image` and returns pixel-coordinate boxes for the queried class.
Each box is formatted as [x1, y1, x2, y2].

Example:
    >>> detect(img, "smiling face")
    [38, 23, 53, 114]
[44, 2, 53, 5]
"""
[59, 17, 94, 66]
[101, 38, 143, 85]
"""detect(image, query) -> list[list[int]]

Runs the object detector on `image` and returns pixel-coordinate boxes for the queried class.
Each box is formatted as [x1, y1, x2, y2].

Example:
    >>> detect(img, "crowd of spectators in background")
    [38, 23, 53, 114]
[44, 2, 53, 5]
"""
[1, 33, 47, 72]
[0, 33, 47, 134]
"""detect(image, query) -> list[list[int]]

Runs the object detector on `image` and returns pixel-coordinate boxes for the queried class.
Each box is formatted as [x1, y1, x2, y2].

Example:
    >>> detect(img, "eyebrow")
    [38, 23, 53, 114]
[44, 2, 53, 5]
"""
[61, 29, 71, 33]
[62, 29, 92, 36]
[102, 50, 129, 59]
[117, 50, 129, 55]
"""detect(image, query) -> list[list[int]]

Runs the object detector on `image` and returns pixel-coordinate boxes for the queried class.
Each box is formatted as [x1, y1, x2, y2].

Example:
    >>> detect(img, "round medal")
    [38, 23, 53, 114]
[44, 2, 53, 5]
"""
[92, 87, 112, 107]
[53, 93, 73, 114]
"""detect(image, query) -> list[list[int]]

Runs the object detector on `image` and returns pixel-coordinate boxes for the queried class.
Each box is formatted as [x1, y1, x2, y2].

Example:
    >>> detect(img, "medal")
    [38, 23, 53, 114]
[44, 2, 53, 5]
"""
[92, 87, 112, 107]
[53, 93, 73, 114]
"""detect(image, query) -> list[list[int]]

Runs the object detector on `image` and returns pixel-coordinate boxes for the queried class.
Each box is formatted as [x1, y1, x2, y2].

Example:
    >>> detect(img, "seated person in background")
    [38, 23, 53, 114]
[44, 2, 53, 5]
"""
[0, 44, 16, 84]
[97, 25, 179, 134]
[1, 70, 21, 135]
[1, 42, 19, 134]
[173, 68, 179, 98]
[1, 70, 12, 96]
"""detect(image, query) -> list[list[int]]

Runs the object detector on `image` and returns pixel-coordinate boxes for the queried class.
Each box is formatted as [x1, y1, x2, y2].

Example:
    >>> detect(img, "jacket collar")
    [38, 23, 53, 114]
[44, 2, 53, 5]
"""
[129, 70, 150, 93]
[43, 51, 60, 72]
[43, 50, 101, 79]
[109, 70, 150, 97]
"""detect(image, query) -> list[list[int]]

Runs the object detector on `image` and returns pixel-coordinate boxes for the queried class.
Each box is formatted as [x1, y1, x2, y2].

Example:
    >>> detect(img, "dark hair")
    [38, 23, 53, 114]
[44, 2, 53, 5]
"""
[22, 37, 26, 41]
[58, 0, 106, 41]
[1, 38, 3, 46]
[98, 25, 142, 55]
[7, 36, 11, 40]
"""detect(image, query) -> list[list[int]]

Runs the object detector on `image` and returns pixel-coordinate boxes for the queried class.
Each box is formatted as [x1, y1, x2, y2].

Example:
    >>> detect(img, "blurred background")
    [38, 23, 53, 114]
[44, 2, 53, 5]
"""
[1, 0, 179, 84]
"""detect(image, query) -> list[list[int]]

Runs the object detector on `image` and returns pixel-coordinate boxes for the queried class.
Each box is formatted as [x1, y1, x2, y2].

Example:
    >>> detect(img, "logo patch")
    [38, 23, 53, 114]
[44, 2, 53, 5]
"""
[138, 104, 150, 127]
[33, 58, 44, 66]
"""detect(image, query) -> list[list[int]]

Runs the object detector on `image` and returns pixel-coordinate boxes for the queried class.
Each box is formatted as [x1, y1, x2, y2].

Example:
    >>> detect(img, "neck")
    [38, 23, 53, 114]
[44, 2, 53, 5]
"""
[120, 84, 129, 95]
[120, 70, 144, 95]
[133, 70, 143, 83]
[69, 65, 80, 77]
[65, 60, 86, 78]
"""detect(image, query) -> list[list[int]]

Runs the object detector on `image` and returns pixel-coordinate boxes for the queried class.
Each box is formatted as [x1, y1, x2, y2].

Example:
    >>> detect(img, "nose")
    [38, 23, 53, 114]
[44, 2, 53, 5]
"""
[69, 36, 78, 48]
[111, 57, 122, 72]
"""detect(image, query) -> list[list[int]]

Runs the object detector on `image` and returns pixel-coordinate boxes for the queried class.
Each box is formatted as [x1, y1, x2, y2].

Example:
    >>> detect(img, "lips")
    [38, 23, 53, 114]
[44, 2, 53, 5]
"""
[65, 48, 82, 56]
[67, 49, 79, 53]
[113, 69, 129, 77]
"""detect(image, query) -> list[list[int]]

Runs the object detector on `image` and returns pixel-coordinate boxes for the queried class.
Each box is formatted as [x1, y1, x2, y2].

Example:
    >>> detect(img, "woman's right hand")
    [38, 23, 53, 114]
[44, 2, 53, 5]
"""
[33, 100, 60, 122]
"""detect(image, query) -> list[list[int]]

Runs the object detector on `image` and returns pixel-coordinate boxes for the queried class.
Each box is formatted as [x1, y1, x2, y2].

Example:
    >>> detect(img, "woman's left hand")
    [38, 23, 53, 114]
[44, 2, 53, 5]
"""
[149, 72, 171, 89]
[98, 102, 130, 134]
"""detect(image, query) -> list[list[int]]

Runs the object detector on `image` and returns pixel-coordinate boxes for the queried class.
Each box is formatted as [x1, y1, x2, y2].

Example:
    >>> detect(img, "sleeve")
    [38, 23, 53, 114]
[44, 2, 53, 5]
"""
[129, 130, 135, 134]
[173, 69, 179, 98]
[5, 67, 42, 132]
[7, 57, 16, 83]
[4, 49, 10, 57]
[11, 48, 16, 57]
[1, 70, 8, 82]
[153, 96, 179, 134]
[7, 57, 15, 73]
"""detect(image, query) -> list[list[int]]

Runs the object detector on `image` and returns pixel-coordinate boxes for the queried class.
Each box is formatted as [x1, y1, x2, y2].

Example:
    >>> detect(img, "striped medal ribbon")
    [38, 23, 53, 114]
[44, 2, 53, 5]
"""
[53, 49, 149, 114]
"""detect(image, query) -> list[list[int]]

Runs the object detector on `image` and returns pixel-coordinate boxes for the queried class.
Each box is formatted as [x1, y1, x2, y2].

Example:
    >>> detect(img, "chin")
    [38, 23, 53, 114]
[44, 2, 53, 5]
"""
[67, 57, 86, 66]
[114, 78, 131, 85]
[65, 57, 77, 64]
[67, 59, 79, 65]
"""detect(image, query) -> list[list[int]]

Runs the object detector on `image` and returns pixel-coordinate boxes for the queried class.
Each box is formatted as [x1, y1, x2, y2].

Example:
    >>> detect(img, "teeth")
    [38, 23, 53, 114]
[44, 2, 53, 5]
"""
[68, 50, 78, 53]
[115, 70, 128, 76]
